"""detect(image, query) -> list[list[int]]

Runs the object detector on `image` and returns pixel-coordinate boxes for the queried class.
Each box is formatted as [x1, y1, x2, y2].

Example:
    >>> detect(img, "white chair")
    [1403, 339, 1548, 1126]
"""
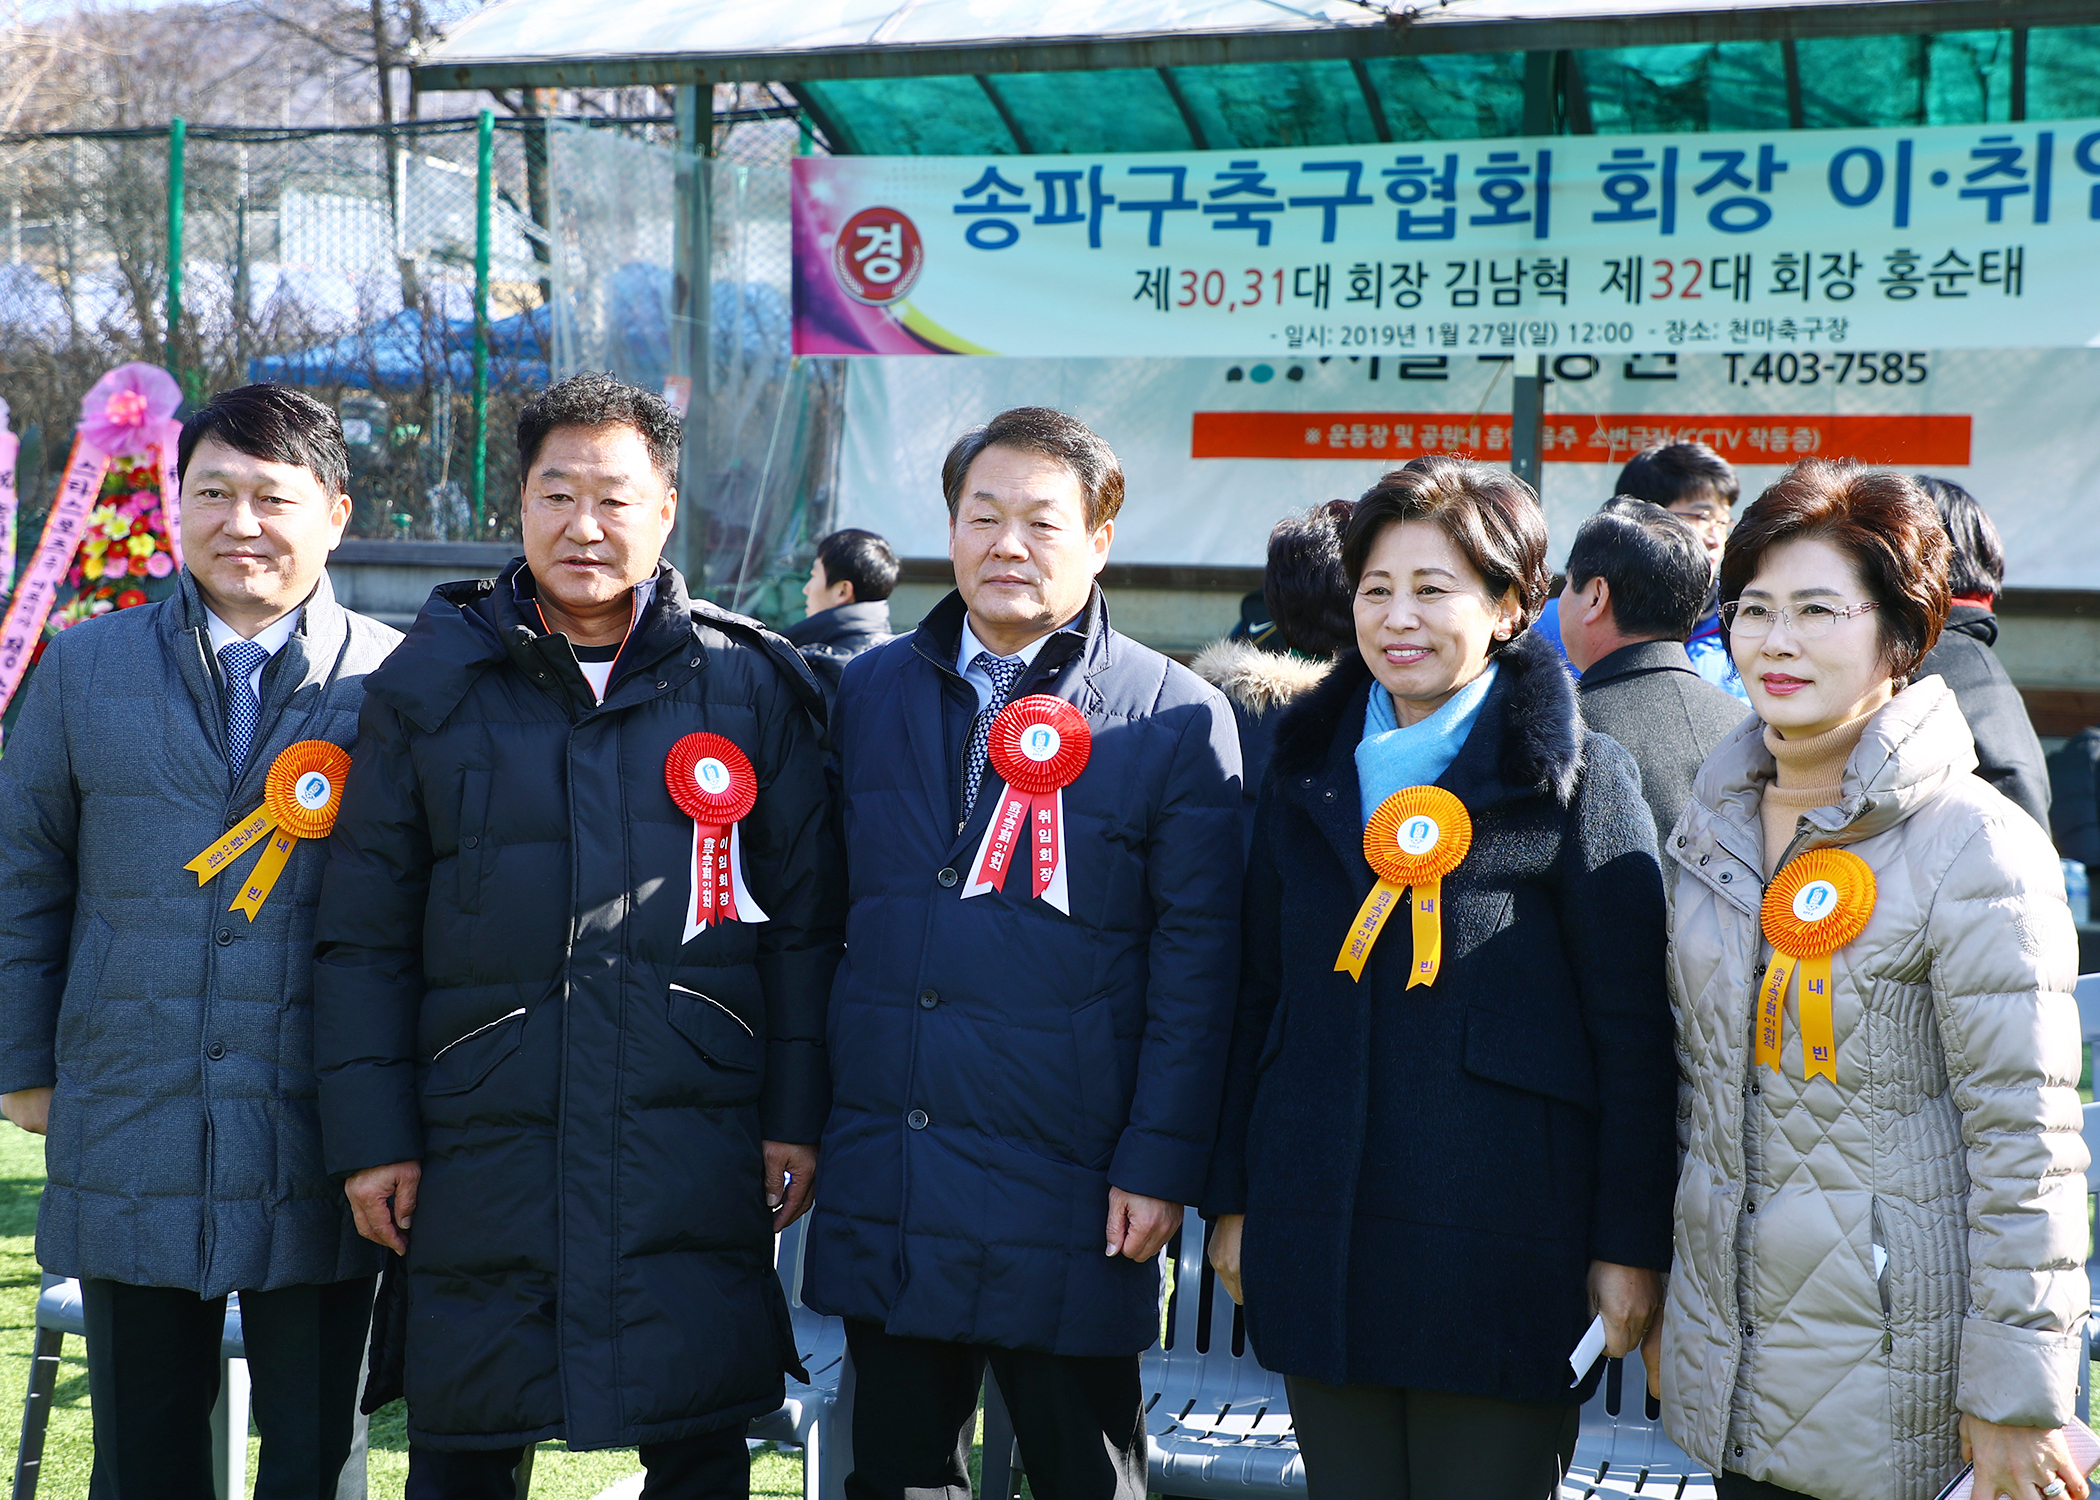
[749, 1215, 853, 1500]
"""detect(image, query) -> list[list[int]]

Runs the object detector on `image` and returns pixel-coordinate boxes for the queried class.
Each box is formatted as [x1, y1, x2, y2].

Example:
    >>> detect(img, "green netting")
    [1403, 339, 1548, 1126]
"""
[1359, 52, 1528, 141]
[990, 69, 1195, 154]
[796, 25, 2100, 156]
[799, 76, 1011, 154]
[1580, 43, 1791, 134]
[1164, 60, 1383, 149]
[2019, 26, 2100, 121]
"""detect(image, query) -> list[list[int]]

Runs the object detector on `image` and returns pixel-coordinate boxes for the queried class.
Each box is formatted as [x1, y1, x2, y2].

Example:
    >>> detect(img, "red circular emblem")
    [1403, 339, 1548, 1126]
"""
[987, 696, 1091, 796]
[832, 206, 924, 306]
[665, 733, 758, 823]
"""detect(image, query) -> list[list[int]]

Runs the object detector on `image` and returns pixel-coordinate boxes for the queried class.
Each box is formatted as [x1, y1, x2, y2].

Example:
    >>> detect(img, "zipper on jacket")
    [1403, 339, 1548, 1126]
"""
[1870, 1196, 1894, 1352]
[431, 1007, 527, 1062]
[668, 984, 754, 1037]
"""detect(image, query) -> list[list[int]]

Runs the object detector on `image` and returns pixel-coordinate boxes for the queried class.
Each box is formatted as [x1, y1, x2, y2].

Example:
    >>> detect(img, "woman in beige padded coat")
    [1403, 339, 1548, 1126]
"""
[1654, 460, 2088, 1500]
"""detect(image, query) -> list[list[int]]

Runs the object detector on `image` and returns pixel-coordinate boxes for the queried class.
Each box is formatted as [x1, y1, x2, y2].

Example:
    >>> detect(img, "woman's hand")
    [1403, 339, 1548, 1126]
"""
[1961, 1415, 2091, 1500]
[1588, 1260, 1663, 1359]
[1208, 1214, 1245, 1305]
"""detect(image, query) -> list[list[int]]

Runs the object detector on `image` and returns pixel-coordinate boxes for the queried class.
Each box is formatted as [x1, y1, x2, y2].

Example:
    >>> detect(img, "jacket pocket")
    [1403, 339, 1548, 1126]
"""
[1462, 1003, 1598, 1112]
[424, 1008, 526, 1096]
[64, 913, 118, 1038]
[667, 984, 763, 1073]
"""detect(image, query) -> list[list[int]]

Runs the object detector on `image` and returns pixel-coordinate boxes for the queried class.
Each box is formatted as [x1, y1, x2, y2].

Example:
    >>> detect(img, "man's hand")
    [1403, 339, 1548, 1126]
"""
[764, 1141, 816, 1229]
[1105, 1187, 1180, 1262]
[345, 1161, 422, 1255]
[1208, 1214, 1245, 1305]
[1, 1088, 51, 1136]
[1962, 1415, 2091, 1500]
[1589, 1260, 1663, 1359]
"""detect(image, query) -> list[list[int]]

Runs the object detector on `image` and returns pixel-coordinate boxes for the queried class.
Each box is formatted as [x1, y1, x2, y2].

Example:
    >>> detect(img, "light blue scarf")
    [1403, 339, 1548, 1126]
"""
[1356, 662, 1499, 824]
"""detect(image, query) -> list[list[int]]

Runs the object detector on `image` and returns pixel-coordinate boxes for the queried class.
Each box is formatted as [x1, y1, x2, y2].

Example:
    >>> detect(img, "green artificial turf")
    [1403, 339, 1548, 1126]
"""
[0, 1127, 807, 1500]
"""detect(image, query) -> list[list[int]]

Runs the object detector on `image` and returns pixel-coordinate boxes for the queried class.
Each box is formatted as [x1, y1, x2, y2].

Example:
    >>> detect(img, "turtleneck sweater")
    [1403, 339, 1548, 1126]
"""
[1759, 708, 1879, 876]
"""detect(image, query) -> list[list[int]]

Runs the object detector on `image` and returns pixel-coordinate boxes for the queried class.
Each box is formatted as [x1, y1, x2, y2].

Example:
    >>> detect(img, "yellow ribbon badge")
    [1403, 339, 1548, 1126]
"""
[184, 740, 351, 920]
[1756, 847, 1875, 1083]
[1335, 786, 1473, 986]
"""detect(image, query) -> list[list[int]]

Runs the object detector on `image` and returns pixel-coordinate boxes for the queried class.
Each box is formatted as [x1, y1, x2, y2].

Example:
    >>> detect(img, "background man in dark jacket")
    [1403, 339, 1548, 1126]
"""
[1558, 498, 1748, 844]
[313, 373, 842, 1499]
[0, 385, 398, 1500]
[806, 407, 1242, 1500]
[1912, 475, 2050, 830]
[787, 526, 897, 707]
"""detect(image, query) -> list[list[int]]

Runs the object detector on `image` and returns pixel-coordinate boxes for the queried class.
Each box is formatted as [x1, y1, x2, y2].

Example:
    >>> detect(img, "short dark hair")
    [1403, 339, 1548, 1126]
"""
[1719, 459, 1950, 680]
[1264, 500, 1355, 656]
[516, 371, 680, 486]
[815, 528, 900, 603]
[178, 384, 349, 498]
[1914, 474, 2004, 599]
[1616, 442, 1740, 512]
[1342, 456, 1551, 655]
[1564, 497, 1714, 641]
[941, 407, 1125, 533]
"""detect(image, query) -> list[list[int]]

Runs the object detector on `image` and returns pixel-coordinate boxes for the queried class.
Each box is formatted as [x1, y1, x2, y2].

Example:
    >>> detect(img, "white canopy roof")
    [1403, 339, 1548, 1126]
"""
[416, 0, 2085, 89]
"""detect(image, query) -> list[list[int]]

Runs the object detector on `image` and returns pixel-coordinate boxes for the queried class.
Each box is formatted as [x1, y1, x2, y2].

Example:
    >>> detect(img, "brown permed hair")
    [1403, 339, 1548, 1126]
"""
[1718, 458, 1951, 680]
[1340, 456, 1551, 655]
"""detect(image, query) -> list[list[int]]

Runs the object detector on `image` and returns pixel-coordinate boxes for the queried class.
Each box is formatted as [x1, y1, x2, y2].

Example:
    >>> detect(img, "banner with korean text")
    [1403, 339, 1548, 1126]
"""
[834, 347, 2100, 589]
[792, 120, 2100, 358]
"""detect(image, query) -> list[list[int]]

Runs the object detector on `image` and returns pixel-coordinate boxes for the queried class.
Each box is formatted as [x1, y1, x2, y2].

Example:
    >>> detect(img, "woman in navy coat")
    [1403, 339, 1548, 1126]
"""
[1204, 457, 1678, 1499]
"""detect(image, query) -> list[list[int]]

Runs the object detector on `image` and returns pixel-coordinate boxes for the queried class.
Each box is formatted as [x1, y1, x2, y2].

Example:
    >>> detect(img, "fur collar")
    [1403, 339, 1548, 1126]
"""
[1272, 628, 1586, 806]
[1190, 638, 1333, 715]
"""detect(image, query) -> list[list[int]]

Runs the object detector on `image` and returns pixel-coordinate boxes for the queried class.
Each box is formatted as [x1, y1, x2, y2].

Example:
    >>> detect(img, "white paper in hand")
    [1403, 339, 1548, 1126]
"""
[1931, 1414, 2100, 1500]
[1569, 1314, 1609, 1387]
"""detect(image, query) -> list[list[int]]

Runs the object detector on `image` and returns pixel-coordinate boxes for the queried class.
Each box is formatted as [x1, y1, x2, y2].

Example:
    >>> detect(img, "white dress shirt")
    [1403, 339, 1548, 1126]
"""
[957, 616, 1061, 712]
[204, 606, 301, 700]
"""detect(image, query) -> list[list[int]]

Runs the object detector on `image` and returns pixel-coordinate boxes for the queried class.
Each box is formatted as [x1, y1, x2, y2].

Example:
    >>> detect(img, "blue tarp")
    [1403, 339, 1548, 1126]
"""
[248, 305, 553, 390]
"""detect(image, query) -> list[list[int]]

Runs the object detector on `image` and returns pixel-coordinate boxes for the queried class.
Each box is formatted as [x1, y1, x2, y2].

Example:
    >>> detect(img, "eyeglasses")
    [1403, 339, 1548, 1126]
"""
[1720, 599, 1880, 639]
[1671, 505, 1732, 529]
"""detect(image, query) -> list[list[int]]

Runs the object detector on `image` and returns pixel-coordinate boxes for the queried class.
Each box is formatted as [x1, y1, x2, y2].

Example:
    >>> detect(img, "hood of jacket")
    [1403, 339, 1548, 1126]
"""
[1687, 673, 1976, 881]
[1271, 626, 1585, 808]
[365, 556, 822, 733]
[1944, 601, 1997, 646]
[1189, 638, 1332, 716]
[785, 598, 891, 652]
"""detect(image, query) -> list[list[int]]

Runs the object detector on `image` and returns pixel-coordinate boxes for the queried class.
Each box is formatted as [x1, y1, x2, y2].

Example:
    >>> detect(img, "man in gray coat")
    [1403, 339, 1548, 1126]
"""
[1558, 497, 1748, 844]
[0, 385, 399, 1500]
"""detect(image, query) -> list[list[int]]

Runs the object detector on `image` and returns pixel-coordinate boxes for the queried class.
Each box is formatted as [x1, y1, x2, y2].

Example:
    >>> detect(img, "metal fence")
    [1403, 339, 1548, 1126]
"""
[0, 108, 842, 625]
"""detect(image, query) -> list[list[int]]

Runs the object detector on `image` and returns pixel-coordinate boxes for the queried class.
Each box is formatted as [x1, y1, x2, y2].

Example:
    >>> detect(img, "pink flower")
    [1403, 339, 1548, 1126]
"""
[102, 555, 129, 578]
[78, 364, 181, 458]
[145, 552, 174, 578]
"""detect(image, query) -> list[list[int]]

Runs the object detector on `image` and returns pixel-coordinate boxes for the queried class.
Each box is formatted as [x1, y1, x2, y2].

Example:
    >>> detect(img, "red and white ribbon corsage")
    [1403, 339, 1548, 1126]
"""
[666, 732, 770, 939]
[961, 695, 1091, 914]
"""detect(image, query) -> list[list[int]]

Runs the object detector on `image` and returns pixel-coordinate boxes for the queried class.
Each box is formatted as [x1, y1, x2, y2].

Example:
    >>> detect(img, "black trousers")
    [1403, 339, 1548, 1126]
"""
[405, 1428, 749, 1500]
[81, 1275, 376, 1500]
[1283, 1376, 1580, 1500]
[842, 1320, 1146, 1500]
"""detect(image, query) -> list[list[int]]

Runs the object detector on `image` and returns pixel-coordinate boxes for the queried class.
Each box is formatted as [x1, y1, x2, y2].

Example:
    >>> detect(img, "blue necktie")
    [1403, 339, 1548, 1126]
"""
[219, 639, 269, 782]
[963, 652, 1028, 819]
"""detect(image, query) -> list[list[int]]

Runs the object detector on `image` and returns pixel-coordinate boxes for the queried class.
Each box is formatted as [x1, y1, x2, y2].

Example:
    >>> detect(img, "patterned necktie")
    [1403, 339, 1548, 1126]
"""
[962, 651, 1028, 819]
[219, 639, 270, 782]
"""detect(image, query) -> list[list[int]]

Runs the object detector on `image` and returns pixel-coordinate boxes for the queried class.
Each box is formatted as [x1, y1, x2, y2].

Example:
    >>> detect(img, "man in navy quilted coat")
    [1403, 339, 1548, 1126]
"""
[805, 408, 1243, 1500]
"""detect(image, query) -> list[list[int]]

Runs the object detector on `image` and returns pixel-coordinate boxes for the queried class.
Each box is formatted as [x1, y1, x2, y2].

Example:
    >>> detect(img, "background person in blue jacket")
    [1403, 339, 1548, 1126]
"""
[1205, 457, 1677, 1500]
[805, 407, 1243, 1500]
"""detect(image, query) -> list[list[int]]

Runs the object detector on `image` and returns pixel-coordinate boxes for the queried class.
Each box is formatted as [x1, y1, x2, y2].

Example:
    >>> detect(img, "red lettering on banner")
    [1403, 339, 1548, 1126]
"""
[1191, 410, 1971, 465]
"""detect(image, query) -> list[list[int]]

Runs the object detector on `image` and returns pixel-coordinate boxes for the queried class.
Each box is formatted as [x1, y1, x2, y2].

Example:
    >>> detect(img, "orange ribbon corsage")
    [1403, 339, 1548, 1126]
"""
[1756, 847, 1876, 1083]
[1335, 786, 1473, 985]
[183, 740, 352, 920]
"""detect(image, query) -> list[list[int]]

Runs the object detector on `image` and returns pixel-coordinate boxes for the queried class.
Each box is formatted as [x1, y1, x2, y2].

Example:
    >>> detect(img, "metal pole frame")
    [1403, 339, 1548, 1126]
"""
[165, 116, 186, 376]
[669, 83, 714, 588]
[472, 107, 493, 533]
